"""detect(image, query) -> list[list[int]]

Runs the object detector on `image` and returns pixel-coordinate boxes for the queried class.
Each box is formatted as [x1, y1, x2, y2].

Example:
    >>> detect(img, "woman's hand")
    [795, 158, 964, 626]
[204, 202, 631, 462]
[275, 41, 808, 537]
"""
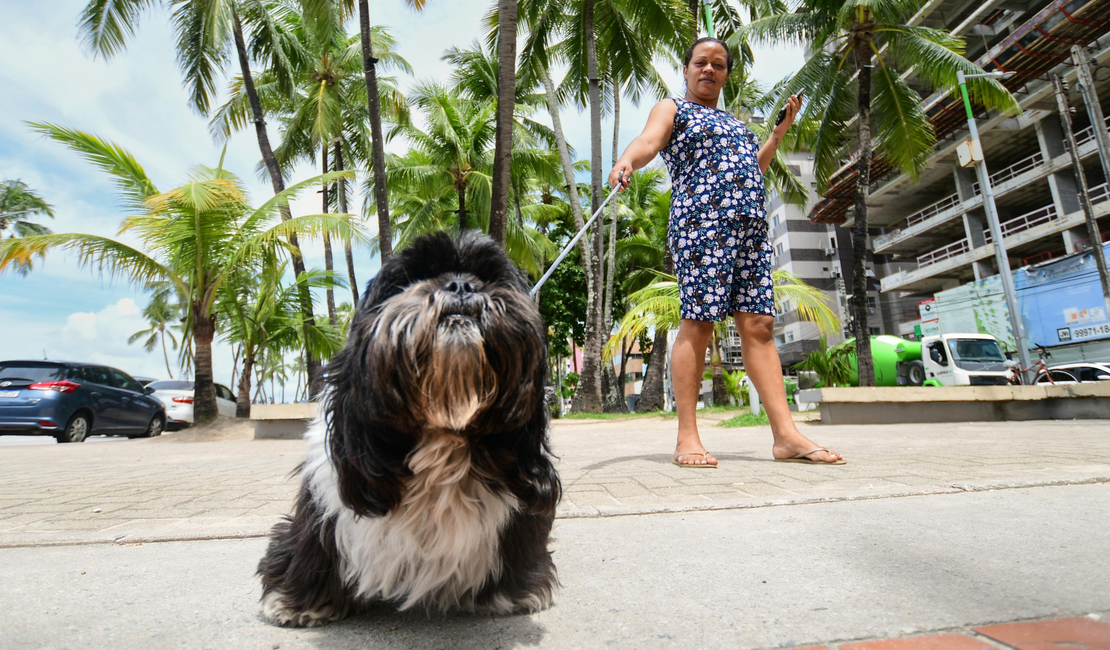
[775, 94, 802, 134]
[608, 161, 632, 191]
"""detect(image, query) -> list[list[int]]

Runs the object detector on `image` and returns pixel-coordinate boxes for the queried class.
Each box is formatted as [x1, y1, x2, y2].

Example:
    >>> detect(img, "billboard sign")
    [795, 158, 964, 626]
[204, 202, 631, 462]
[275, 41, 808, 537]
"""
[1015, 242, 1110, 347]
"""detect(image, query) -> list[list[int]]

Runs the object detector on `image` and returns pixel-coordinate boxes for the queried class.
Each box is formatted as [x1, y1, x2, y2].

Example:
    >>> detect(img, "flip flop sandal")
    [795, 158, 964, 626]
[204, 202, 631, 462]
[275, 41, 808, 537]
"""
[774, 447, 846, 465]
[673, 451, 718, 468]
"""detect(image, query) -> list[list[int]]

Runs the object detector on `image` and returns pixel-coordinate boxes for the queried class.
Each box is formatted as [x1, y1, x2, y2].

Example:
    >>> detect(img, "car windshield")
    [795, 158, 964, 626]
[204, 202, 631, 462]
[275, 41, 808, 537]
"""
[949, 339, 1006, 371]
[0, 363, 65, 383]
[148, 380, 194, 390]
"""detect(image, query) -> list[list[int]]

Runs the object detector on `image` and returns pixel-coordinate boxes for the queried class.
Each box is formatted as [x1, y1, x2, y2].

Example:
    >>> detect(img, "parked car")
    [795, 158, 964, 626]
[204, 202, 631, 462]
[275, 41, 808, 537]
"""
[0, 360, 166, 442]
[147, 380, 236, 429]
[1033, 362, 1110, 385]
[133, 376, 159, 387]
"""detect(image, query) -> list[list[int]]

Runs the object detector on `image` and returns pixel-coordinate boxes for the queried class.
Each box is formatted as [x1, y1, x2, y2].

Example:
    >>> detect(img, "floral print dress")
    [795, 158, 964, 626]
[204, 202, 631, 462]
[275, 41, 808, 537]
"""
[659, 98, 775, 322]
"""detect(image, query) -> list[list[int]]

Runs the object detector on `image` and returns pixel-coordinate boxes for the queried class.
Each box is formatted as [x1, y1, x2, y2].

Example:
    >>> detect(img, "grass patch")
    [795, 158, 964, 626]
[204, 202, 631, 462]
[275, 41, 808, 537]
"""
[717, 411, 770, 428]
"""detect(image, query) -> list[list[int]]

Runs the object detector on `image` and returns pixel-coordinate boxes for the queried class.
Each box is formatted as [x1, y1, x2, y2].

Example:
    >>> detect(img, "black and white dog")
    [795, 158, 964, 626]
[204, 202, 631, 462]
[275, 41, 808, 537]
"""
[258, 231, 561, 627]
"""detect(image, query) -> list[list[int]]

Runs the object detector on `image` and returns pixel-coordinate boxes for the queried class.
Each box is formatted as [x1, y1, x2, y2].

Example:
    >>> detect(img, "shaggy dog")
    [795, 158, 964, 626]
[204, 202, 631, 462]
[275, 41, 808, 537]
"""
[257, 231, 561, 627]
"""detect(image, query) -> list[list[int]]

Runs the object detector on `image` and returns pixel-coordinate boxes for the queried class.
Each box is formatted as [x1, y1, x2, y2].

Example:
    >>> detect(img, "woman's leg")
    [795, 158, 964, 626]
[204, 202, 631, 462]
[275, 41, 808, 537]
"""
[734, 312, 843, 463]
[672, 318, 717, 466]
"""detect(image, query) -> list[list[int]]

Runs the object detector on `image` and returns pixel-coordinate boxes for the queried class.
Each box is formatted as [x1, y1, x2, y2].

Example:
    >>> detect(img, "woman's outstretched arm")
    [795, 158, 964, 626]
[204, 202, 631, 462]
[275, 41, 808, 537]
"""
[757, 94, 801, 174]
[608, 100, 678, 190]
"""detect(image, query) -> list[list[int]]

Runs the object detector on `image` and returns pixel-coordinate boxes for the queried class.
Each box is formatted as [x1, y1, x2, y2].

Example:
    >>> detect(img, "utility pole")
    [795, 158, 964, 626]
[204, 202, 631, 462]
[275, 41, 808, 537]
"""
[1052, 73, 1110, 319]
[1071, 46, 1110, 193]
[956, 70, 1032, 379]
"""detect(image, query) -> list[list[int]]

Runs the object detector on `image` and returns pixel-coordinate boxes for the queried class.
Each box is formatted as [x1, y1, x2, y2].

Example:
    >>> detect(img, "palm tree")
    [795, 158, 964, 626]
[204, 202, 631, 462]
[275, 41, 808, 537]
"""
[77, 0, 340, 396]
[518, 0, 693, 413]
[219, 258, 344, 416]
[739, 0, 1017, 385]
[0, 124, 359, 422]
[0, 179, 56, 274]
[383, 85, 557, 273]
[211, 17, 410, 321]
[128, 284, 184, 379]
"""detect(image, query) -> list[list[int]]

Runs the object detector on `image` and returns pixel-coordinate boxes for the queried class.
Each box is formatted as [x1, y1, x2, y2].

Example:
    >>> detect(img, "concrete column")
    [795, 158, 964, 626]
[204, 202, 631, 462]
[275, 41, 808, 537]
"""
[1037, 118, 1082, 219]
[1063, 226, 1089, 254]
[954, 167, 978, 202]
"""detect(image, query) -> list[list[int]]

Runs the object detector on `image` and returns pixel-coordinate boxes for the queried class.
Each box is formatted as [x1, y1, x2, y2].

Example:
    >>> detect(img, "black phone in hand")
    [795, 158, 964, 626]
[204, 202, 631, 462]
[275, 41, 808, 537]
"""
[775, 90, 805, 126]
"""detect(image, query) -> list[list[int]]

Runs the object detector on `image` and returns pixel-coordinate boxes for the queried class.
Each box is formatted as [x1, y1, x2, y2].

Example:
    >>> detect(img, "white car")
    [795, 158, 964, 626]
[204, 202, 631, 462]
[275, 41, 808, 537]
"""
[1034, 362, 1110, 385]
[147, 380, 237, 428]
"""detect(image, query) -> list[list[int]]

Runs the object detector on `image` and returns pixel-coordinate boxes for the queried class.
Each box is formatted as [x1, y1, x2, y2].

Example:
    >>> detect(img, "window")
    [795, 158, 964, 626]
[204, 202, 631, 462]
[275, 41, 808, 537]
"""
[829, 237, 837, 249]
[785, 331, 795, 343]
[110, 369, 143, 393]
[869, 327, 881, 336]
[83, 366, 113, 386]
[1078, 367, 1110, 382]
[788, 164, 801, 176]
[781, 299, 792, 313]
[0, 362, 65, 382]
[867, 296, 877, 310]
[216, 385, 236, 401]
[775, 243, 785, 256]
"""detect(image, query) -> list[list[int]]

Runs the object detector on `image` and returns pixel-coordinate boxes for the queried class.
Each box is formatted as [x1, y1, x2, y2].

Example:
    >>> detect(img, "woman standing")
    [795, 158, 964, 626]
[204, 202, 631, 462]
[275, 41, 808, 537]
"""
[608, 37, 844, 467]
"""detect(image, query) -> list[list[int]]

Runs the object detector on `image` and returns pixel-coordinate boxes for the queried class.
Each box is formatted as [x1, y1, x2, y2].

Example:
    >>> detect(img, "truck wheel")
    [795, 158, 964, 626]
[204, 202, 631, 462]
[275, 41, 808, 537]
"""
[907, 361, 926, 386]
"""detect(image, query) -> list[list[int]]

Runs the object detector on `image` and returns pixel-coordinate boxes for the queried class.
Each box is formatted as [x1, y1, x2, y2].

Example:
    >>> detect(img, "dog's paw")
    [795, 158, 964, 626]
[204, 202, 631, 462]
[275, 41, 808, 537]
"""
[261, 591, 347, 628]
[476, 582, 558, 616]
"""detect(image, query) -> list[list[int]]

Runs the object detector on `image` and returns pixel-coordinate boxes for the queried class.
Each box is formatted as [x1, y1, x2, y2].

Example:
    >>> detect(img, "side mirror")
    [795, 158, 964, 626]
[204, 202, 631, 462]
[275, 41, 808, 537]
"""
[144, 386, 155, 395]
[1098, 375, 1110, 381]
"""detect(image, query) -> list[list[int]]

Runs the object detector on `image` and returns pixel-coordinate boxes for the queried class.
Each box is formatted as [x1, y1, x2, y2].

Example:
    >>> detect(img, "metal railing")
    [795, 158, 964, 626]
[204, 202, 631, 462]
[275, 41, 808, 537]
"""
[1090, 182, 1109, 205]
[971, 151, 1044, 194]
[906, 192, 961, 227]
[984, 203, 1058, 245]
[917, 237, 970, 267]
[1075, 115, 1110, 149]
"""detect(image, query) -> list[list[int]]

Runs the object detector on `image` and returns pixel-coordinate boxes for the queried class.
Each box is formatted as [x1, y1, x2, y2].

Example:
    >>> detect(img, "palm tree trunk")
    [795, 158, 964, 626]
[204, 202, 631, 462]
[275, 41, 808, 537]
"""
[852, 41, 876, 387]
[601, 82, 624, 413]
[689, 0, 701, 27]
[457, 184, 468, 232]
[540, 67, 601, 407]
[540, 69, 591, 279]
[514, 192, 524, 228]
[160, 328, 173, 379]
[322, 144, 337, 327]
[711, 333, 729, 406]
[574, 0, 605, 414]
[638, 251, 674, 411]
[488, 0, 518, 246]
[236, 353, 254, 418]
[231, 10, 324, 398]
[618, 335, 632, 411]
[192, 309, 218, 423]
[335, 142, 358, 305]
[358, 0, 392, 262]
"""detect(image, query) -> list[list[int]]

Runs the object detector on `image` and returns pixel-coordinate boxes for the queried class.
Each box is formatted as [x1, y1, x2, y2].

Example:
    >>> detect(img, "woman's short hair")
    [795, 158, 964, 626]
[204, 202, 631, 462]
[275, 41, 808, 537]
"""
[683, 37, 734, 74]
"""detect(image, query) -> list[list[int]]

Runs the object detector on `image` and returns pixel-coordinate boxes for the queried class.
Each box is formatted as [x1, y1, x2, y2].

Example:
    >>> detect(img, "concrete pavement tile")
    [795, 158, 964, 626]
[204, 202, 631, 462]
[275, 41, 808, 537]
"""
[841, 634, 996, 649]
[602, 483, 652, 498]
[561, 492, 620, 507]
[631, 474, 681, 489]
[973, 617, 1110, 649]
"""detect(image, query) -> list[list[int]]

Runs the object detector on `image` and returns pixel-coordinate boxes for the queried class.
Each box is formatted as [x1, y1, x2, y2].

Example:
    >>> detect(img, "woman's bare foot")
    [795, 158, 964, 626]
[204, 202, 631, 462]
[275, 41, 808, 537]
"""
[674, 431, 718, 466]
[771, 426, 843, 464]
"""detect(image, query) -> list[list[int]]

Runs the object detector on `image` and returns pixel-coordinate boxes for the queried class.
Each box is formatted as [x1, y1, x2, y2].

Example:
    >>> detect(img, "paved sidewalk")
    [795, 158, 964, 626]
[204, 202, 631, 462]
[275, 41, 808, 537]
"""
[3, 484, 1108, 649]
[0, 416, 1108, 547]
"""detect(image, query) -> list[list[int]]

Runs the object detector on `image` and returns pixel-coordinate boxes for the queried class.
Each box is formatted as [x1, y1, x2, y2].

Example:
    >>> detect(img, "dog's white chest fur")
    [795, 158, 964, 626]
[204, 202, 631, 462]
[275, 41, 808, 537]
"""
[302, 420, 515, 611]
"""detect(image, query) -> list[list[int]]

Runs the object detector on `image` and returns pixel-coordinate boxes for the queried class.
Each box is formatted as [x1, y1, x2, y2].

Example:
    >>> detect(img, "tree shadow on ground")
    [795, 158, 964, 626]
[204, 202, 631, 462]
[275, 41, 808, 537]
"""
[303, 605, 548, 649]
[579, 451, 772, 471]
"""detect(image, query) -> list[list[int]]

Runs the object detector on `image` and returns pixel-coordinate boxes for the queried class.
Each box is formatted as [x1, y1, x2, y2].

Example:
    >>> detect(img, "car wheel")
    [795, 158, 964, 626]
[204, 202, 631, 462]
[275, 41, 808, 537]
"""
[56, 413, 90, 443]
[131, 414, 165, 439]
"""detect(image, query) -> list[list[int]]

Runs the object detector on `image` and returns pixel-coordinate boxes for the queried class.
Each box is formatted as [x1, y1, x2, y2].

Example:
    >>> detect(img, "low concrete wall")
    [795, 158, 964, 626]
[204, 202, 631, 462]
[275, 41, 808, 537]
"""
[251, 403, 317, 440]
[796, 384, 1110, 425]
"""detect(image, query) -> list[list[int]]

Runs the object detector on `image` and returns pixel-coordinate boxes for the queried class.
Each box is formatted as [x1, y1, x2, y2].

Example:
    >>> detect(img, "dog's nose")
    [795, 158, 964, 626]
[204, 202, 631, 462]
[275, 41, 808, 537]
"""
[444, 278, 475, 296]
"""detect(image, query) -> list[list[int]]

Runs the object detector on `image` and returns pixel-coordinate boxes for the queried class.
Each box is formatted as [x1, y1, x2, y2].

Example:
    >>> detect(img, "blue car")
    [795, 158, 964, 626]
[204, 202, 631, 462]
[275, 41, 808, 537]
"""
[0, 360, 167, 443]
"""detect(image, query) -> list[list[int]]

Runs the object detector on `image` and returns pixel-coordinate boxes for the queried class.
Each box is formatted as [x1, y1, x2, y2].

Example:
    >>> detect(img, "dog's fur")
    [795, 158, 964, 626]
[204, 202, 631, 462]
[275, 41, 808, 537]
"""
[257, 232, 561, 627]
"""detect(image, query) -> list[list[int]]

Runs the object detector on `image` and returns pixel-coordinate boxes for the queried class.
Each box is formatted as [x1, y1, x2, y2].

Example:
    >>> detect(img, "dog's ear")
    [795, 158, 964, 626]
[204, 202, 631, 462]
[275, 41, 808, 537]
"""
[324, 331, 413, 518]
[477, 365, 561, 516]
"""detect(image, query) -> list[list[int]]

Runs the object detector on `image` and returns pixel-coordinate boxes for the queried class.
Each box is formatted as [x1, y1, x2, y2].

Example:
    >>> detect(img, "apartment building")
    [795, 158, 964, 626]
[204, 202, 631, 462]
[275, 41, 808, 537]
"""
[805, 0, 1110, 342]
[761, 152, 920, 369]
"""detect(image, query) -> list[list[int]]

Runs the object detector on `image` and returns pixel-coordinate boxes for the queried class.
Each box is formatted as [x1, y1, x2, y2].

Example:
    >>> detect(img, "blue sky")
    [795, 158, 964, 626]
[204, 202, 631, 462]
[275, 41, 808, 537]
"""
[0, 0, 803, 393]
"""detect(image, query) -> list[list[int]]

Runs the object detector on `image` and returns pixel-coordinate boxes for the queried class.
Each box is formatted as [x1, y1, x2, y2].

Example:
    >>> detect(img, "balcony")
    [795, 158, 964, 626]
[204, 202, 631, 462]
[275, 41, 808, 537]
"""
[882, 185, 1110, 292]
[873, 122, 1110, 254]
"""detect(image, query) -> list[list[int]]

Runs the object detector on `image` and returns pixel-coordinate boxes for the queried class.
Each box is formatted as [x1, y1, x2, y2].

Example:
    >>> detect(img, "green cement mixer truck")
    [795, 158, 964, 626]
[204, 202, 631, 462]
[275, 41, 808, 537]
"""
[843, 333, 1011, 387]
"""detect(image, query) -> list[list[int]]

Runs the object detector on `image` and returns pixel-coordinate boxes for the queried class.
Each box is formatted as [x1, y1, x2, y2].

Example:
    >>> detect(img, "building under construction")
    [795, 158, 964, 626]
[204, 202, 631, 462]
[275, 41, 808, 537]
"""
[807, 0, 1110, 347]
